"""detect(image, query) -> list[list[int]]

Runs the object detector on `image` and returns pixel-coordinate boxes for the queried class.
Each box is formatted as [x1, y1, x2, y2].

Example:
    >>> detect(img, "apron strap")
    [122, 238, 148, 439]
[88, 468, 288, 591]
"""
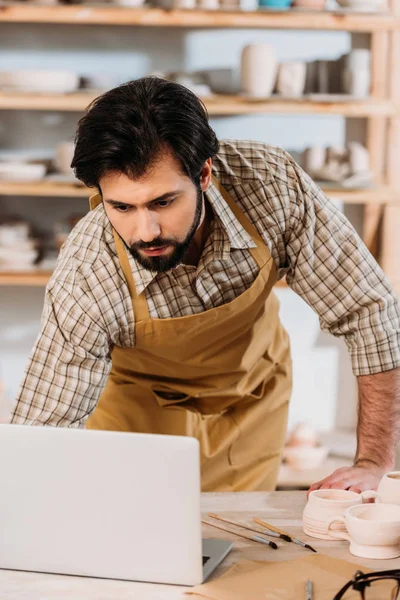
[88, 191, 151, 322]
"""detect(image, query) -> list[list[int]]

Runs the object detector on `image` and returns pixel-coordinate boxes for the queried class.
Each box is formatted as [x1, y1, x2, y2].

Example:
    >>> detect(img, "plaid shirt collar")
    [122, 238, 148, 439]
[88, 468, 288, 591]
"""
[121, 177, 256, 296]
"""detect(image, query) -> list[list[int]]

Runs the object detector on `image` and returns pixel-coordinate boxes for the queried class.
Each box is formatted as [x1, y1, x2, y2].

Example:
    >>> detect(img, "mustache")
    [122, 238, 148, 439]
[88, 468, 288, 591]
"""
[130, 238, 177, 250]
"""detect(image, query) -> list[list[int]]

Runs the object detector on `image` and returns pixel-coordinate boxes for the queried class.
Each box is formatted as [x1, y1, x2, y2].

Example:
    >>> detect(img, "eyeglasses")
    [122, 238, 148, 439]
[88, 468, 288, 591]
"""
[333, 570, 400, 600]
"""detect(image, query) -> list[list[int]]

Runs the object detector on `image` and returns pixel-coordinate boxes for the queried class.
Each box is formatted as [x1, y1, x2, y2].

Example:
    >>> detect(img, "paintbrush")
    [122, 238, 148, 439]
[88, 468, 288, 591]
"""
[208, 513, 282, 541]
[202, 518, 278, 549]
[253, 517, 317, 553]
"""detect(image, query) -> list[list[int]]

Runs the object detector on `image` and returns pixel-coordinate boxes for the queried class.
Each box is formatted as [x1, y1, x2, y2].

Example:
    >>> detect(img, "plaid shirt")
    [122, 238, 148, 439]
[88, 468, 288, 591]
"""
[10, 140, 400, 428]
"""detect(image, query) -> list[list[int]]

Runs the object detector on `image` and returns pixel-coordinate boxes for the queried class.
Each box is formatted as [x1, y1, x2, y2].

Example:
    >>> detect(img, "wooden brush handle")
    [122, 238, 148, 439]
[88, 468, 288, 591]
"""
[253, 517, 290, 539]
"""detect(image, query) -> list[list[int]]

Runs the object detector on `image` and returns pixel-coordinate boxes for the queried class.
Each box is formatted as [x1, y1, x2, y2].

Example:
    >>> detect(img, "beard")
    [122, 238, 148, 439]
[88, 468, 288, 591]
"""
[127, 186, 203, 273]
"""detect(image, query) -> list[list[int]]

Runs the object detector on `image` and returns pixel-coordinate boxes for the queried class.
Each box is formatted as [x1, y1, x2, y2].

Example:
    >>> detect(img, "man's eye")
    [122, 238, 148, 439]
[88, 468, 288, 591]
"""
[155, 199, 174, 208]
[115, 205, 130, 212]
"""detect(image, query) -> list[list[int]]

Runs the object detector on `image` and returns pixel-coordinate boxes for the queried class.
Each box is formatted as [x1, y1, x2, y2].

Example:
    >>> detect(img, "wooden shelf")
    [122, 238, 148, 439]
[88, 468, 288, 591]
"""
[0, 270, 53, 286]
[0, 180, 398, 204]
[0, 91, 395, 116]
[0, 4, 396, 31]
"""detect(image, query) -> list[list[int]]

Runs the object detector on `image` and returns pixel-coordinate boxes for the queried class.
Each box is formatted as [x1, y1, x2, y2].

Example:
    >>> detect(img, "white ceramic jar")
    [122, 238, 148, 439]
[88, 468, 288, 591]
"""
[240, 44, 277, 98]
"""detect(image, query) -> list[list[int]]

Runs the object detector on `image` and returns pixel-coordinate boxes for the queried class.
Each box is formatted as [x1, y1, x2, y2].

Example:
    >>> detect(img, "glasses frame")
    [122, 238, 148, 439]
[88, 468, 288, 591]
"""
[333, 569, 400, 600]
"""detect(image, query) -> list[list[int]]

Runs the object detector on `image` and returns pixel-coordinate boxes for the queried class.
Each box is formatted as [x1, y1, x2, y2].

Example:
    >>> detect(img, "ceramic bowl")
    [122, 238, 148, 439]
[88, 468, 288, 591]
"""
[259, 0, 292, 7]
[326, 503, 400, 559]
[0, 162, 46, 182]
[207, 69, 241, 94]
[0, 71, 79, 94]
[293, 0, 326, 7]
[283, 445, 328, 470]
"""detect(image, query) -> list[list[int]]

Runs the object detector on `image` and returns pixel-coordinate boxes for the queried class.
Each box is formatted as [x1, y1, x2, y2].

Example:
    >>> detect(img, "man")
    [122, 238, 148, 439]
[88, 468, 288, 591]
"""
[10, 77, 400, 493]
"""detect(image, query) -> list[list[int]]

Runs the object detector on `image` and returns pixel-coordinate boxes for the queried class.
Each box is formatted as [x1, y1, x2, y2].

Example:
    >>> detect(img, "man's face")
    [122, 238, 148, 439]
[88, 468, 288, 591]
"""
[100, 151, 211, 273]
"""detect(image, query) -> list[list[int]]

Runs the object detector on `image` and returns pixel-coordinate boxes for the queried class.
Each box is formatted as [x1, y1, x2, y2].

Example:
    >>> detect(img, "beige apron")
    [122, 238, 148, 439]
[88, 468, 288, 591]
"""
[86, 177, 292, 491]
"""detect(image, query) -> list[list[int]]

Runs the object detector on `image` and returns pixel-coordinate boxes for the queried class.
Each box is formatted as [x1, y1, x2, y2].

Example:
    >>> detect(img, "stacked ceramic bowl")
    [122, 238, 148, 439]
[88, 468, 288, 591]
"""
[303, 489, 380, 540]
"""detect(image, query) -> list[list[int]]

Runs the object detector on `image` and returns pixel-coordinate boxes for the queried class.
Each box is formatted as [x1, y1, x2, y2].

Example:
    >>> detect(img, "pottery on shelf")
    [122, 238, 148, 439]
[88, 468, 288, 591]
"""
[325, 503, 400, 560]
[55, 142, 75, 176]
[259, 0, 292, 8]
[240, 44, 277, 98]
[276, 62, 307, 97]
[293, 0, 326, 7]
[283, 445, 328, 470]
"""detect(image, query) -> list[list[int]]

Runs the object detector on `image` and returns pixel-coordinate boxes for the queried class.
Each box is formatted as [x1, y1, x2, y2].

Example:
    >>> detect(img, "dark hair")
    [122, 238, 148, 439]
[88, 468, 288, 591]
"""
[71, 76, 219, 189]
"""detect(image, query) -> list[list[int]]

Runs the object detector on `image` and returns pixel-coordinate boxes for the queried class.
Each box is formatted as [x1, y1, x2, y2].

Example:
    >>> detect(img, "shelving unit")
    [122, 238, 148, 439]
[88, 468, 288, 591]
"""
[0, 4, 397, 30]
[1, 4, 400, 289]
[0, 180, 396, 203]
[0, 91, 395, 116]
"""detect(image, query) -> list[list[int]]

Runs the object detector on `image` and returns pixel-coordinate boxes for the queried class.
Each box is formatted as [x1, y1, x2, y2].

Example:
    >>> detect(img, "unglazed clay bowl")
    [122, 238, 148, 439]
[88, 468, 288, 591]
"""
[326, 503, 400, 559]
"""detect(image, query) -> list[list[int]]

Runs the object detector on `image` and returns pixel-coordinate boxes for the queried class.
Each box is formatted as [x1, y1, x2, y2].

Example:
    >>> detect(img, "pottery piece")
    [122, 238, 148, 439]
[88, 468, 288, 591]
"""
[198, 0, 220, 9]
[206, 69, 241, 94]
[238, 0, 259, 10]
[377, 472, 400, 505]
[0, 162, 46, 182]
[293, 0, 326, 7]
[240, 44, 277, 98]
[283, 445, 328, 470]
[336, 0, 385, 11]
[276, 62, 306, 97]
[55, 142, 75, 176]
[287, 422, 318, 447]
[303, 147, 326, 178]
[303, 488, 381, 540]
[0, 71, 79, 95]
[325, 503, 400, 559]
[259, 0, 292, 7]
[342, 50, 371, 97]
[348, 142, 370, 174]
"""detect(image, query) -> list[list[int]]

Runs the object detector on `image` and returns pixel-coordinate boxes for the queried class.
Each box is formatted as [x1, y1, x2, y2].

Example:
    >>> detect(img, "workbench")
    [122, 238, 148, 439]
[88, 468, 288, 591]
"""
[1, 491, 396, 599]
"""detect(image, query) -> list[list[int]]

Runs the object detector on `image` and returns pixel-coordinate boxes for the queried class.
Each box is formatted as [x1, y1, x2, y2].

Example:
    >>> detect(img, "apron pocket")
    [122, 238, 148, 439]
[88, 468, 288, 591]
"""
[152, 386, 191, 407]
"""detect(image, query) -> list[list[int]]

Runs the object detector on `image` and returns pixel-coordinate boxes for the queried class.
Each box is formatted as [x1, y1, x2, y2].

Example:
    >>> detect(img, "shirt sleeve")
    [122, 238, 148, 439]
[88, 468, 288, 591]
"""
[9, 279, 111, 427]
[279, 151, 400, 376]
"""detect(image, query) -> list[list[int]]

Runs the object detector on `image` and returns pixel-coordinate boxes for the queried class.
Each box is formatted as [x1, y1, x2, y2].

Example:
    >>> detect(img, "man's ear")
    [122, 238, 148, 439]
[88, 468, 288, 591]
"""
[200, 158, 213, 192]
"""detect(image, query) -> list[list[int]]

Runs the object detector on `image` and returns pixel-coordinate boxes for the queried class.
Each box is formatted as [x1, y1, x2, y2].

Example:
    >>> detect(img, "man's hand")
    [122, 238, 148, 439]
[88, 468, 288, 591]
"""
[308, 462, 388, 496]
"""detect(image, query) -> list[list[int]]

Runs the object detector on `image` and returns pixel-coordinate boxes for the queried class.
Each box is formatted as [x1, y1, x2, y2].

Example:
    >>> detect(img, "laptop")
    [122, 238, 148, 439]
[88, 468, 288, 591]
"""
[0, 424, 232, 586]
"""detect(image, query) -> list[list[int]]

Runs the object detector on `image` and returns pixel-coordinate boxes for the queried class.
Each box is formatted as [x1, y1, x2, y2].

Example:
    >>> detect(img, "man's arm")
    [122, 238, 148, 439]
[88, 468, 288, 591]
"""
[10, 279, 111, 428]
[309, 368, 400, 493]
[272, 150, 400, 492]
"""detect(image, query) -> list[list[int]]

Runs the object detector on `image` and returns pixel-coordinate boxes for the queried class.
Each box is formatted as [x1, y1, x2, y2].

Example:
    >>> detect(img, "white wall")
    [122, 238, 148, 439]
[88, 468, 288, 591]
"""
[0, 24, 360, 431]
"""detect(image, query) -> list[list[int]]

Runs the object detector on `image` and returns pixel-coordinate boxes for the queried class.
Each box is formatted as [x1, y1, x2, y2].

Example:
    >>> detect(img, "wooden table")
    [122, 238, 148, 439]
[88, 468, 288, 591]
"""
[1, 491, 397, 599]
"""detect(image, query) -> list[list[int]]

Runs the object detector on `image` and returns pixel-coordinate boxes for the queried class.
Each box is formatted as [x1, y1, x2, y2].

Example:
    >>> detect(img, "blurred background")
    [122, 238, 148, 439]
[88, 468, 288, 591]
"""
[0, 0, 399, 489]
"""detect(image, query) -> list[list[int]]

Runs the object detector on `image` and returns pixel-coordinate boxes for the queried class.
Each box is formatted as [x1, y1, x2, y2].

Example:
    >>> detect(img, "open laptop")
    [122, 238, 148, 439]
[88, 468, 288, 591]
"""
[0, 424, 232, 586]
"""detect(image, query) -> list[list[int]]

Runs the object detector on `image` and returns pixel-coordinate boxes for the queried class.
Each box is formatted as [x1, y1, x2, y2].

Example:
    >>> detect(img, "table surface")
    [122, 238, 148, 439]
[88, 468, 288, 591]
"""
[2, 491, 397, 599]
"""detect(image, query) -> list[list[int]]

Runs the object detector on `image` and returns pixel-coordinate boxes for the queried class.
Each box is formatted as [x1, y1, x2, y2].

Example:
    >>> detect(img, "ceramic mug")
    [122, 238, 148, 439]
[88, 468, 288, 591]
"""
[325, 503, 400, 559]
[276, 62, 307, 98]
[377, 472, 400, 505]
[303, 489, 381, 540]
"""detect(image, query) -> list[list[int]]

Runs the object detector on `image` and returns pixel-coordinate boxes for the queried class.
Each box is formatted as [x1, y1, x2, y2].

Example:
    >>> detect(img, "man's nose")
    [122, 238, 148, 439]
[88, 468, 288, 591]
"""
[137, 210, 161, 243]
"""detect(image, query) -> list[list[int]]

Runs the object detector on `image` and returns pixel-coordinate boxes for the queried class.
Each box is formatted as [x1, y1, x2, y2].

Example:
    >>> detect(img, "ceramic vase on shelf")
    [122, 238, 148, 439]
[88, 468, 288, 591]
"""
[342, 50, 371, 97]
[276, 62, 307, 97]
[240, 44, 277, 98]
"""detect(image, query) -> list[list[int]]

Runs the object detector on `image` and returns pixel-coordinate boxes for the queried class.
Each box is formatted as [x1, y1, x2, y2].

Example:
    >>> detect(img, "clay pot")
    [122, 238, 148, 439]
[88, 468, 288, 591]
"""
[240, 44, 277, 98]
[325, 503, 400, 559]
